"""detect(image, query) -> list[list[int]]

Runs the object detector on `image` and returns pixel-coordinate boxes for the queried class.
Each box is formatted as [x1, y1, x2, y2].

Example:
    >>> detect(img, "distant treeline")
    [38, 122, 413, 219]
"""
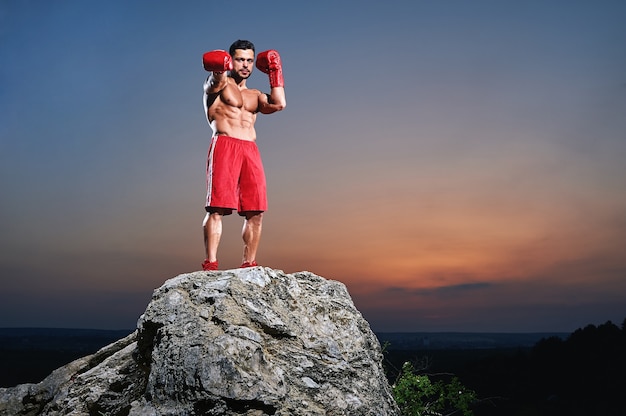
[0, 329, 133, 387]
[514, 318, 626, 415]
[384, 318, 626, 416]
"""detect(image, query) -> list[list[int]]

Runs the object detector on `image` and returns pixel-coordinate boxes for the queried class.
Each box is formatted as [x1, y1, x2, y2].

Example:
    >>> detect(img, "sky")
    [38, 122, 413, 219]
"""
[1, 0, 625, 333]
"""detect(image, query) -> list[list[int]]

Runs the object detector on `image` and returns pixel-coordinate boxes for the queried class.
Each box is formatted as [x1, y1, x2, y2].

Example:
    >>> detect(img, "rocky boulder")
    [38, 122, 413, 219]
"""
[0, 268, 399, 415]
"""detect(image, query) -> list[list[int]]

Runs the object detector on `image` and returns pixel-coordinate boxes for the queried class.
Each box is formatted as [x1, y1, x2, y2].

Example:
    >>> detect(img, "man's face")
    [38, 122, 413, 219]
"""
[231, 49, 254, 79]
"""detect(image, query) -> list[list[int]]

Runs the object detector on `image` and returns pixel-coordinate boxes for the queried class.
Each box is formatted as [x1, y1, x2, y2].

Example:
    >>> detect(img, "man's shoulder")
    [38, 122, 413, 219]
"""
[242, 87, 263, 95]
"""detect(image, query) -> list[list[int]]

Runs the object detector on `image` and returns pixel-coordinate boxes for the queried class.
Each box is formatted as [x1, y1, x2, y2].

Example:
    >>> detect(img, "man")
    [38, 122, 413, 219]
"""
[200, 40, 286, 271]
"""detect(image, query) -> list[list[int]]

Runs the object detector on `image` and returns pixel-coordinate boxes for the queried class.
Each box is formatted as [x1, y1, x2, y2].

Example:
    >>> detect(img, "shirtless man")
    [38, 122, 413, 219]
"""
[200, 40, 286, 271]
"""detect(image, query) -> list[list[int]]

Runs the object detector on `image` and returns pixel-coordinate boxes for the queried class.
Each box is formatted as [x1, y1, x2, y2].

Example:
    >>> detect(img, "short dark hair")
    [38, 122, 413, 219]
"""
[229, 39, 255, 56]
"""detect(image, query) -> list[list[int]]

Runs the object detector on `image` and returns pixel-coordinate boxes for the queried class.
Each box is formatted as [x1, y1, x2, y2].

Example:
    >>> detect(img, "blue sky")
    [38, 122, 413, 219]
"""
[1, 0, 625, 332]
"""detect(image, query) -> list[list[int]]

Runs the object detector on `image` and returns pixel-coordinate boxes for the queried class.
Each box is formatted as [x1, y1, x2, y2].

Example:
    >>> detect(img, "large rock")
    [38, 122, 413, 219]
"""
[0, 268, 399, 415]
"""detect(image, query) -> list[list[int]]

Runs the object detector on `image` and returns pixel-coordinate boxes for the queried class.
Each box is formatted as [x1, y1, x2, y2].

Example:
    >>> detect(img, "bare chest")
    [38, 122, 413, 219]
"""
[218, 84, 259, 113]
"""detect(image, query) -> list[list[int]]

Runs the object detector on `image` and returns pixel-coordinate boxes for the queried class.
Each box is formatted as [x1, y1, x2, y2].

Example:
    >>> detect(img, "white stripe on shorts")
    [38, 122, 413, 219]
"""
[205, 136, 218, 207]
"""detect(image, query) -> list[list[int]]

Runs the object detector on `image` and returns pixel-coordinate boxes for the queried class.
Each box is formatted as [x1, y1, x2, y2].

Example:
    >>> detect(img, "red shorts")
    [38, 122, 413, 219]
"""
[205, 135, 267, 215]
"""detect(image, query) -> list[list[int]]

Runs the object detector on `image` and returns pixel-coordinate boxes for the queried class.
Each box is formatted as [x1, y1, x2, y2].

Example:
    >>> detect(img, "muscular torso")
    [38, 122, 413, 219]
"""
[205, 78, 261, 142]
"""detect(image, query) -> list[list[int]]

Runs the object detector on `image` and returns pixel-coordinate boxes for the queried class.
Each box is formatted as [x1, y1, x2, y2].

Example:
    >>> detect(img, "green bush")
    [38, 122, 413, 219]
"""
[392, 361, 477, 416]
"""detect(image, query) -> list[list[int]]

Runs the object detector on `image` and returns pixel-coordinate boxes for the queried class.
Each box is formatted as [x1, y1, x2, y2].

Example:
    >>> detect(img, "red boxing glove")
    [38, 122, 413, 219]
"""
[256, 49, 284, 88]
[202, 50, 233, 72]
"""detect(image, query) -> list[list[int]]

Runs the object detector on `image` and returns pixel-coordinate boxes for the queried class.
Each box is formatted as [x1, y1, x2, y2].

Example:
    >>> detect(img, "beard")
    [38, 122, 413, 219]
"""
[231, 69, 251, 81]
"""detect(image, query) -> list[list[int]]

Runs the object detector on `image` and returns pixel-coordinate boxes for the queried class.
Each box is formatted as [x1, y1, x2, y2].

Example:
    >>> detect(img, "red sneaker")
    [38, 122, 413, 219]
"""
[202, 259, 218, 271]
[240, 261, 258, 268]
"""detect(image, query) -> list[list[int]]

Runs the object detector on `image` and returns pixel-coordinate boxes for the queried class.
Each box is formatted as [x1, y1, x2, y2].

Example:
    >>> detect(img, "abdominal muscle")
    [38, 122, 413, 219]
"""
[209, 109, 257, 141]
[206, 85, 258, 142]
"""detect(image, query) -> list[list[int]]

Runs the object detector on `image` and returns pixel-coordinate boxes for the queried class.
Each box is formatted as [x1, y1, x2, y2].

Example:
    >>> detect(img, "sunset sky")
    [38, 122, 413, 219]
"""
[1, 1, 625, 333]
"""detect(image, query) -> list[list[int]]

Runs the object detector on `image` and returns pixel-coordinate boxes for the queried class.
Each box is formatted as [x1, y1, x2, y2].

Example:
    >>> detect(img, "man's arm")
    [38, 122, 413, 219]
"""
[258, 88, 286, 114]
[256, 50, 286, 114]
[202, 50, 232, 94]
[204, 72, 229, 95]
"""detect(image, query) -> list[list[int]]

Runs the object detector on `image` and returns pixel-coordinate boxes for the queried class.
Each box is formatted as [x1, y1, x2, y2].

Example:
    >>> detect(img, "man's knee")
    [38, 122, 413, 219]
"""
[206, 207, 232, 216]
[203, 209, 227, 227]
[244, 211, 263, 224]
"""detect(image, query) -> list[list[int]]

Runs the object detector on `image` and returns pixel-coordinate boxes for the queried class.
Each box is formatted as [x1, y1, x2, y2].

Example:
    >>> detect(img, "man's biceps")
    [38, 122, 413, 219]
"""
[258, 93, 270, 105]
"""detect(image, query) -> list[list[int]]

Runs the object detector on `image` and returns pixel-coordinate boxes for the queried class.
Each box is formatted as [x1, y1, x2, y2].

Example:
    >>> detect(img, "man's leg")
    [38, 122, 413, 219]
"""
[202, 209, 228, 270]
[241, 211, 263, 266]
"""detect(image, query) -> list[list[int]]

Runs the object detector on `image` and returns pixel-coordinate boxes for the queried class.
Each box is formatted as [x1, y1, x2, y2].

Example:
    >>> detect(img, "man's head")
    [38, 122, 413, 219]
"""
[228, 39, 255, 80]
[229, 39, 255, 56]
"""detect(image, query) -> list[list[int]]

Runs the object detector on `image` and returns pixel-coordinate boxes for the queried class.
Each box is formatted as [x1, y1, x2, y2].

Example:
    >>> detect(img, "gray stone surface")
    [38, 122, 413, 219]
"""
[0, 268, 399, 415]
